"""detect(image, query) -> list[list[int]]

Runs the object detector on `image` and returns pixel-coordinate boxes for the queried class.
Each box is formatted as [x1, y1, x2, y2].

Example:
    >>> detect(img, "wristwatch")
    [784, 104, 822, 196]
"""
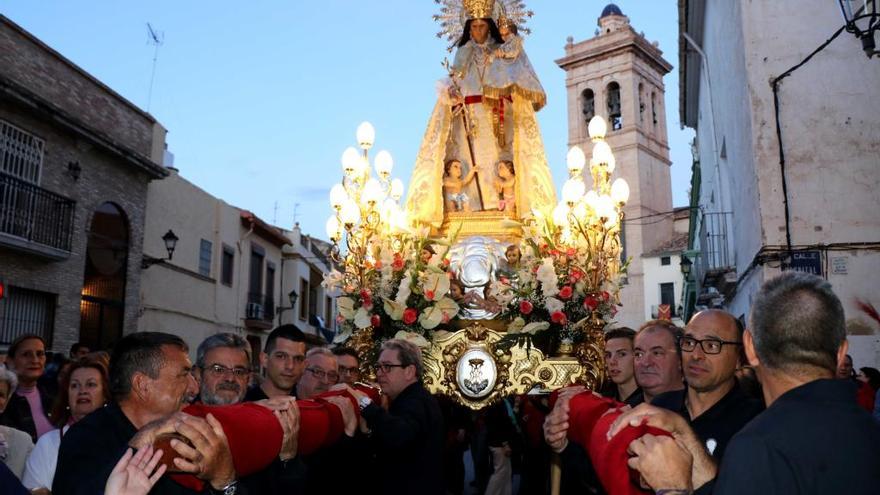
[211, 480, 238, 495]
[358, 395, 373, 411]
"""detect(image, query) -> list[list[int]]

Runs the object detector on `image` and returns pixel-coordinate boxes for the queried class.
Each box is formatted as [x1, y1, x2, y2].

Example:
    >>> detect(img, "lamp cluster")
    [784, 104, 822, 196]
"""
[327, 122, 409, 285]
[552, 115, 629, 292]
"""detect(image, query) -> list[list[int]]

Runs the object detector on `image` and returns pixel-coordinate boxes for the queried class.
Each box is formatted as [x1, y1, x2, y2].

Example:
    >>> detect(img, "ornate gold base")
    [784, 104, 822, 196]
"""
[437, 210, 522, 242]
[423, 323, 605, 410]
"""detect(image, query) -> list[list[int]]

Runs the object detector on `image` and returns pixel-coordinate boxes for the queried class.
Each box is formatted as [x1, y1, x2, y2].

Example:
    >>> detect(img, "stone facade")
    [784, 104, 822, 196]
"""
[680, 0, 880, 366]
[0, 15, 167, 352]
[557, 7, 678, 330]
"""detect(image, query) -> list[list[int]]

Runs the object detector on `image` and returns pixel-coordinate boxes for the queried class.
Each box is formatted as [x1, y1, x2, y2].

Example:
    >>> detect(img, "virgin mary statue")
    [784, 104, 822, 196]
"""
[405, 0, 556, 229]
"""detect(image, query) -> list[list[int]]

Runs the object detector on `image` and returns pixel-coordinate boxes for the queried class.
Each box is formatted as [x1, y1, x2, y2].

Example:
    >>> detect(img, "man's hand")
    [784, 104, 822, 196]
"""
[607, 403, 690, 440]
[627, 434, 693, 492]
[329, 383, 367, 403]
[128, 412, 190, 450]
[325, 396, 358, 437]
[170, 414, 236, 490]
[256, 396, 298, 412]
[543, 386, 588, 453]
[104, 446, 166, 495]
[275, 400, 300, 461]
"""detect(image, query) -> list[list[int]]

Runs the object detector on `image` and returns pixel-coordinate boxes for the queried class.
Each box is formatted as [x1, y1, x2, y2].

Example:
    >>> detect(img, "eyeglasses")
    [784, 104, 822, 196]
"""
[338, 365, 360, 375]
[679, 336, 742, 355]
[271, 352, 305, 364]
[305, 367, 339, 382]
[204, 364, 251, 378]
[375, 363, 407, 374]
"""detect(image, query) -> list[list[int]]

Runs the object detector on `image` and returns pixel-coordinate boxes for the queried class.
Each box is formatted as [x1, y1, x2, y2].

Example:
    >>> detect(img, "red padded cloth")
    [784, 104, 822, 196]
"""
[558, 390, 673, 495]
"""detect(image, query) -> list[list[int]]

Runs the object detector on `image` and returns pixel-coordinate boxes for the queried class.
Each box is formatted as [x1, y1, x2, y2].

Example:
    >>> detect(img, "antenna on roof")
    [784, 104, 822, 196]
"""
[293, 203, 301, 226]
[146, 23, 164, 112]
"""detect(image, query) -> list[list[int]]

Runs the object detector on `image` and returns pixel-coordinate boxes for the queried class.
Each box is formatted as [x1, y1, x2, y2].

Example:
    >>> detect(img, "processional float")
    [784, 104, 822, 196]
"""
[323, 0, 631, 410]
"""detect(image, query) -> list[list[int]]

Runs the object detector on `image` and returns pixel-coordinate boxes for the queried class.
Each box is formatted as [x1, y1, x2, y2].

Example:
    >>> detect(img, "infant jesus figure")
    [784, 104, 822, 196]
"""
[443, 158, 478, 212]
[494, 160, 516, 215]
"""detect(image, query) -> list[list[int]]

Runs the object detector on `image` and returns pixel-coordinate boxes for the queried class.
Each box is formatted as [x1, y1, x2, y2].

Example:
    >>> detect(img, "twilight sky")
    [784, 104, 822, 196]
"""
[1, 0, 693, 239]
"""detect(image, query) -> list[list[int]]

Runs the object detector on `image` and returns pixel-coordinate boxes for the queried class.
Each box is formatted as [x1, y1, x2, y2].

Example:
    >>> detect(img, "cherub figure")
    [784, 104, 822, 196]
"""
[420, 244, 436, 265]
[443, 159, 478, 212]
[494, 160, 516, 214]
[486, 17, 544, 110]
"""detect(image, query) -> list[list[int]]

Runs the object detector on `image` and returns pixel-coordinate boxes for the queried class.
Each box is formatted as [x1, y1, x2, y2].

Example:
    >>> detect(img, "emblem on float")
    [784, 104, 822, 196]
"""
[457, 348, 496, 398]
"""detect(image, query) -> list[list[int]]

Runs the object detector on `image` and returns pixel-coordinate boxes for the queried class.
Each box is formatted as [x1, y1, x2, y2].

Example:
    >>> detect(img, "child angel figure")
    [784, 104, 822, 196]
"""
[443, 158, 477, 212]
[487, 17, 546, 110]
[494, 160, 516, 214]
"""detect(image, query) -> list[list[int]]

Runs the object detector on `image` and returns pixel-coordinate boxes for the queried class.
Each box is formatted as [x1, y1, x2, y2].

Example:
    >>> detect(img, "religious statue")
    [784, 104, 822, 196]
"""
[494, 160, 516, 215]
[405, 0, 556, 228]
[443, 158, 478, 212]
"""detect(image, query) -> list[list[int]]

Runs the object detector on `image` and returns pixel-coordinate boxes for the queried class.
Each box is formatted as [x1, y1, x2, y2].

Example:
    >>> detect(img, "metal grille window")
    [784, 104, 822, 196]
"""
[199, 239, 212, 277]
[221, 245, 234, 286]
[1, 120, 44, 184]
[0, 285, 55, 345]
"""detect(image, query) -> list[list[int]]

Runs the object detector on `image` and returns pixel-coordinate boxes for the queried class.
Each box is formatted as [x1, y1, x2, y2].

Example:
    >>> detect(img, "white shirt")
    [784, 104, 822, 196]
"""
[22, 425, 68, 490]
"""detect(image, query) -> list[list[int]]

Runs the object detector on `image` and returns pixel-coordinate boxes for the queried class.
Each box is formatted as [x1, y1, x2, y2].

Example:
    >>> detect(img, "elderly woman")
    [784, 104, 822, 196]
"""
[22, 359, 109, 493]
[0, 366, 34, 479]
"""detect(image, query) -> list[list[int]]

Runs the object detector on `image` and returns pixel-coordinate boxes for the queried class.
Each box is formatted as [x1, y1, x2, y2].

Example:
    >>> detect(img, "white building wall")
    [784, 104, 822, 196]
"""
[689, 0, 880, 364]
[642, 254, 685, 327]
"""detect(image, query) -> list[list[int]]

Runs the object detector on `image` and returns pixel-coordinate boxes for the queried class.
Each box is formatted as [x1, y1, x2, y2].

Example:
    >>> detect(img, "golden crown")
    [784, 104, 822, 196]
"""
[463, 0, 495, 19]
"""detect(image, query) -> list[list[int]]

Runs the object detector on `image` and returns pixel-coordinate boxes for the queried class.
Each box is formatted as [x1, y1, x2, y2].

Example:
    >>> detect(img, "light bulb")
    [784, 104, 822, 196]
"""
[606, 153, 617, 173]
[592, 141, 613, 166]
[562, 178, 586, 205]
[572, 202, 588, 220]
[588, 116, 607, 141]
[325, 216, 341, 241]
[329, 183, 347, 209]
[390, 178, 405, 201]
[566, 146, 586, 174]
[553, 203, 571, 227]
[361, 178, 383, 206]
[341, 147, 360, 176]
[340, 199, 360, 226]
[374, 150, 393, 178]
[356, 121, 375, 150]
[595, 194, 615, 220]
[611, 178, 630, 205]
[382, 198, 397, 221]
[584, 190, 600, 210]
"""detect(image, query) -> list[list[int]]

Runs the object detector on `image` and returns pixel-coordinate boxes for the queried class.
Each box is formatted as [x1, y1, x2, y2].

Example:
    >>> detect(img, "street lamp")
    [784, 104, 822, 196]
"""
[838, 0, 879, 58]
[142, 229, 179, 269]
[278, 290, 299, 320]
[680, 253, 693, 278]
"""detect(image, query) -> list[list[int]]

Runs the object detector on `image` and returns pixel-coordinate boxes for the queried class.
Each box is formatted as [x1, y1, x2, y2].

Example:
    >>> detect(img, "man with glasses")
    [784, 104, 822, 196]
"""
[1, 335, 53, 442]
[347, 339, 444, 495]
[295, 348, 338, 400]
[332, 347, 361, 385]
[651, 309, 764, 460]
[194, 333, 253, 405]
[246, 325, 307, 401]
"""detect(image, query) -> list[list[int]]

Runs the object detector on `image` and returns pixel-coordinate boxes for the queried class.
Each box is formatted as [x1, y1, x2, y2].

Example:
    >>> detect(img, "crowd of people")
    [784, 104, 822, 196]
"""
[1, 271, 878, 494]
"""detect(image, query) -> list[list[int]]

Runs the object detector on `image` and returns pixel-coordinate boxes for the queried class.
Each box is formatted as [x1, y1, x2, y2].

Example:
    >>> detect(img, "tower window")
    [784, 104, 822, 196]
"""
[638, 83, 645, 124]
[607, 82, 622, 130]
[581, 89, 595, 125]
[652, 92, 658, 126]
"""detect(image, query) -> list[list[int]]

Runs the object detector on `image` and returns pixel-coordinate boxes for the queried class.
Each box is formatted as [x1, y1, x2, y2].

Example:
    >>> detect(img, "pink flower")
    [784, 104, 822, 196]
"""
[519, 300, 534, 315]
[600, 291, 611, 302]
[336, 314, 345, 324]
[569, 269, 583, 282]
[611, 306, 619, 317]
[551, 311, 568, 325]
[584, 295, 599, 311]
[371, 314, 381, 328]
[558, 286, 573, 300]
[500, 277, 510, 285]
[403, 308, 418, 325]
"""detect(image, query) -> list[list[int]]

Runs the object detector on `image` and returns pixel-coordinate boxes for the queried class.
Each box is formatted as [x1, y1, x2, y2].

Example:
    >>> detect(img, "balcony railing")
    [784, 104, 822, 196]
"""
[246, 292, 275, 322]
[0, 172, 75, 256]
[695, 211, 736, 300]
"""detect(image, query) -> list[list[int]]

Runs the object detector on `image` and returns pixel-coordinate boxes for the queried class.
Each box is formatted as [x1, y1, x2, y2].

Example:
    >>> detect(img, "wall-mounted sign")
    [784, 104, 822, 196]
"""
[831, 257, 849, 275]
[784, 250, 822, 276]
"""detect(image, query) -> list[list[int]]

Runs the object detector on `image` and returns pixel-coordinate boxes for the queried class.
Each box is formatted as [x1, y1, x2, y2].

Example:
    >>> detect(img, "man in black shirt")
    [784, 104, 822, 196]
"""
[652, 309, 763, 461]
[53, 332, 237, 495]
[244, 325, 307, 402]
[621, 272, 880, 494]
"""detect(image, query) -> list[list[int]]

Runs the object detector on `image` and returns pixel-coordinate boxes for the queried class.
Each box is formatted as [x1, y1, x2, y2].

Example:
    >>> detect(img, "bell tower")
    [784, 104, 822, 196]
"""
[556, 3, 674, 329]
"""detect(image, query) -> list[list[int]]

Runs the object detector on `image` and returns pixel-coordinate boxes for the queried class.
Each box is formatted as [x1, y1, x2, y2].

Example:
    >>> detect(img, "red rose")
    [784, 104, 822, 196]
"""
[566, 247, 577, 257]
[584, 295, 599, 311]
[559, 286, 573, 300]
[569, 269, 583, 282]
[601, 291, 611, 302]
[374, 260, 383, 269]
[371, 314, 381, 327]
[442, 258, 451, 267]
[551, 311, 568, 325]
[392, 256, 405, 271]
[403, 308, 418, 325]
[519, 300, 534, 315]
[425, 290, 435, 301]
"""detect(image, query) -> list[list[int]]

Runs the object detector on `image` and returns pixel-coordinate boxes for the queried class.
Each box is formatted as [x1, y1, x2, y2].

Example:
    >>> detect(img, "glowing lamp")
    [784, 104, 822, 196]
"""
[592, 141, 613, 166]
[356, 121, 375, 150]
[341, 147, 360, 176]
[325, 216, 341, 242]
[611, 178, 630, 205]
[562, 178, 586, 205]
[390, 178, 405, 201]
[553, 203, 571, 227]
[588, 116, 607, 141]
[566, 146, 586, 174]
[340, 199, 360, 227]
[329, 183, 347, 210]
[361, 178, 383, 206]
[374, 150, 393, 178]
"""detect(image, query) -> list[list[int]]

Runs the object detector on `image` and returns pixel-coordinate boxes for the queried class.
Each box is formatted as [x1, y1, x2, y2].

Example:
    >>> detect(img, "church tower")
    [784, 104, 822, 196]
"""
[556, 4, 674, 330]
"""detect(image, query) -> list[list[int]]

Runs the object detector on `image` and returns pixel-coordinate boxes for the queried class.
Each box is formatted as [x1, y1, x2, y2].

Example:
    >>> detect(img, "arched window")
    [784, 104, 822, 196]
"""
[651, 91, 658, 126]
[638, 83, 645, 124]
[80, 202, 129, 350]
[581, 88, 595, 125]
[607, 82, 622, 130]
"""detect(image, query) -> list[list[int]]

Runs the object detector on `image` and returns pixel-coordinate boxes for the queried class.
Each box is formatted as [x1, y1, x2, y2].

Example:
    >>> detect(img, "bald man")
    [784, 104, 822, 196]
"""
[651, 309, 764, 461]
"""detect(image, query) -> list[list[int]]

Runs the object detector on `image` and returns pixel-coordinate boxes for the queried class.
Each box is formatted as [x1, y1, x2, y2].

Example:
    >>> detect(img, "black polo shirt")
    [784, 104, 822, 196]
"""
[652, 382, 764, 461]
